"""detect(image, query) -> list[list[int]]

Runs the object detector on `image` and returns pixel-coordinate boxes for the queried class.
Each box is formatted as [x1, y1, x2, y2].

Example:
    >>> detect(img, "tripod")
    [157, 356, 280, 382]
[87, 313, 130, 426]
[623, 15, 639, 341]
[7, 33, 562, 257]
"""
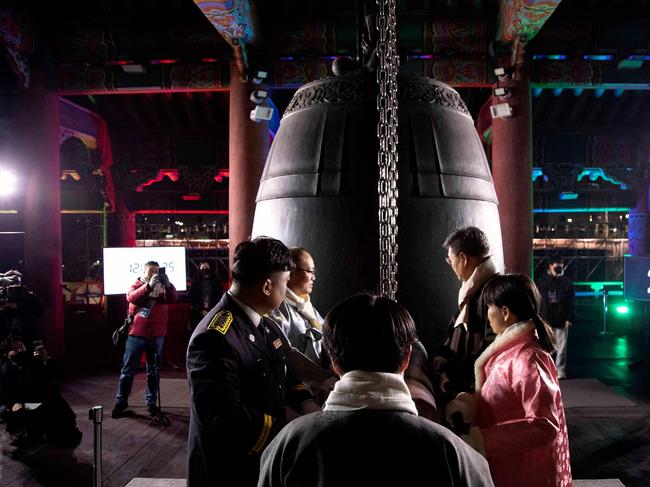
[149, 353, 170, 427]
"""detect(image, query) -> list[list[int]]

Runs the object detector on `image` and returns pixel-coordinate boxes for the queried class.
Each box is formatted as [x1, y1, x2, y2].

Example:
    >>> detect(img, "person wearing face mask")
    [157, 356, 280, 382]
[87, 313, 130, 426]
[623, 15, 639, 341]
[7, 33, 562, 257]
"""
[189, 261, 224, 331]
[535, 255, 575, 379]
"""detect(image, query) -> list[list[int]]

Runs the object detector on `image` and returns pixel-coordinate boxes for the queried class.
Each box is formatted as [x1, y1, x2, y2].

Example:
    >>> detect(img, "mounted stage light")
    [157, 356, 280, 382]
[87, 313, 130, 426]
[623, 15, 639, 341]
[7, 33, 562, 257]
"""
[250, 105, 274, 123]
[251, 70, 269, 85]
[494, 87, 511, 100]
[489, 103, 512, 119]
[122, 64, 146, 74]
[250, 89, 269, 104]
[0, 169, 18, 196]
[493, 66, 513, 80]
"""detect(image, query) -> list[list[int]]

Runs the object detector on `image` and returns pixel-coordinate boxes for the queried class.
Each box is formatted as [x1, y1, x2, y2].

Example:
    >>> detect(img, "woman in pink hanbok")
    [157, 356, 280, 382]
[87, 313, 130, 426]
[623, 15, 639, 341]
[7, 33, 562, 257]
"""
[447, 274, 572, 487]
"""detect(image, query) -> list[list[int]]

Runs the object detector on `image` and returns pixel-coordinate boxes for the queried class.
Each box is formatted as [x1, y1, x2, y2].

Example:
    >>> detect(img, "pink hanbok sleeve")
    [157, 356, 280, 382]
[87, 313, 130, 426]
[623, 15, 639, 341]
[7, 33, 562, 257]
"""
[480, 350, 561, 457]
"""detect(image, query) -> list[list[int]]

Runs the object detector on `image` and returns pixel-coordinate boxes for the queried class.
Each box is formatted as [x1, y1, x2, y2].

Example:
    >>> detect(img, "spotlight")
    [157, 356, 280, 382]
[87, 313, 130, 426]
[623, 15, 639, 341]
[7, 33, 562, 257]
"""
[0, 169, 18, 196]
[494, 87, 511, 99]
[250, 89, 269, 104]
[250, 105, 274, 123]
[489, 103, 513, 119]
[493, 66, 513, 80]
[251, 70, 269, 85]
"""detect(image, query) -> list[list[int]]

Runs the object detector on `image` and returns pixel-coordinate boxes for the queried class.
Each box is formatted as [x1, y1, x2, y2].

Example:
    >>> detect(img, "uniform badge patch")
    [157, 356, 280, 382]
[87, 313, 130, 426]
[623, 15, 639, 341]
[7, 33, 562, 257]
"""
[272, 338, 282, 349]
[207, 310, 233, 335]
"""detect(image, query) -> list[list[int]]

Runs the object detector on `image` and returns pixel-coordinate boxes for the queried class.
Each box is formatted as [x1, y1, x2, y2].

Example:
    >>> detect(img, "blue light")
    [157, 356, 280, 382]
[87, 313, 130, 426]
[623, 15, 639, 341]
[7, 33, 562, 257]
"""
[627, 55, 650, 61]
[577, 167, 627, 188]
[532, 167, 547, 182]
[559, 192, 579, 200]
[573, 88, 584, 96]
[533, 88, 543, 97]
[614, 89, 624, 97]
[552, 88, 563, 96]
[594, 88, 606, 97]
[533, 54, 567, 60]
[583, 54, 614, 61]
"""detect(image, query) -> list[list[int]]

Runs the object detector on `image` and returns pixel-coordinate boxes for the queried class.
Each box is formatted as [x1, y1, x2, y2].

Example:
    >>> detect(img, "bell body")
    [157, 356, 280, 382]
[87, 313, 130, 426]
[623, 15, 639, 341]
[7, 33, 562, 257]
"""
[253, 72, 504, 353]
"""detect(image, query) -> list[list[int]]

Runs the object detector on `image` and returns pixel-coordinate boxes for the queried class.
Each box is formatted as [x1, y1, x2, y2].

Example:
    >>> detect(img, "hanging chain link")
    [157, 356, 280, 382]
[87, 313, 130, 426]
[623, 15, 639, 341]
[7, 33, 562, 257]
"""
[376, 0, 399, 299]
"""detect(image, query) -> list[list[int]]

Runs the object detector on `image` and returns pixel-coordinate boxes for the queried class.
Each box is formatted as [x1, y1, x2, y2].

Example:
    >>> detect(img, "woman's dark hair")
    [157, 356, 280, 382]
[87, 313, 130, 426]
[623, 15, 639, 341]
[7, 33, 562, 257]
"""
[323, 293, 417, 373]
[478, 274, 555, 353]
[231, 237, 294, 286]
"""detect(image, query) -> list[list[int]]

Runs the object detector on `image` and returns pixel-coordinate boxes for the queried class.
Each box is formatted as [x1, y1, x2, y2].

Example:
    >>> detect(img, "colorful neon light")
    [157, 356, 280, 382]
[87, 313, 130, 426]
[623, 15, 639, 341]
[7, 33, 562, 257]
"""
[533, 207, 629, 213]
[135, 169, 180, 192]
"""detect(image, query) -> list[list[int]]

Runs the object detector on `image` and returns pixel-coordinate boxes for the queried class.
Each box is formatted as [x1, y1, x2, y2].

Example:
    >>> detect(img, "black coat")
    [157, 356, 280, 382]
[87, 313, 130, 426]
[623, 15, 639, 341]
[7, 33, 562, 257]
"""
[186, 293, 312, 487]
[259, 410, 495, 487]
[535, 273, 575, 329]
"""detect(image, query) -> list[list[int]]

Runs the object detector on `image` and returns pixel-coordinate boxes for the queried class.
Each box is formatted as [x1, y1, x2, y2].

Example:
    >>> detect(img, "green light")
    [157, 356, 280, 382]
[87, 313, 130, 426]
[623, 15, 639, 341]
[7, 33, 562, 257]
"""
[574, 281, 623, 293]
[615, 305, 629, 315]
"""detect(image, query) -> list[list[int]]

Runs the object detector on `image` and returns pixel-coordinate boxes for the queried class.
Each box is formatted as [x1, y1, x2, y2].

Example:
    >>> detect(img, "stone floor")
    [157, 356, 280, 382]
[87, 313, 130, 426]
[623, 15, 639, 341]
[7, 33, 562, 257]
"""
[1, 316, 650, 486]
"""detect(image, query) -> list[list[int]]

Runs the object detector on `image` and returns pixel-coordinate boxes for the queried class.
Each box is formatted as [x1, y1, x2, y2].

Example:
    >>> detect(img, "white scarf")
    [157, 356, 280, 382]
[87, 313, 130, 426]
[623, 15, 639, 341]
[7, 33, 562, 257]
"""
[324, 370, 418, 415]
[455, 256, 499, 330]
[285, 288, 322, 330]
[473, 320, 535, 391]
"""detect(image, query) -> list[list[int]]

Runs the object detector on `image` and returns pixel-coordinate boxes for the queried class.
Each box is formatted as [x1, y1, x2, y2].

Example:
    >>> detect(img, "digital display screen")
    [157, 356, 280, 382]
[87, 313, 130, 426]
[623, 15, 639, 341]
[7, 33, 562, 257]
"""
[624, 256, 650, 302]
[102, 247, 187, 295]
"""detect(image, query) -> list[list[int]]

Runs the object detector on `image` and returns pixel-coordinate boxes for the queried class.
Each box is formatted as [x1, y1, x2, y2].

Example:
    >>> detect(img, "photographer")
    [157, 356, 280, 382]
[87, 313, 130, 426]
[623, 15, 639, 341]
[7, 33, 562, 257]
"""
[0, 270, 45, 347]
[112, 261, 178, 419]
[0, 338, 82, 448]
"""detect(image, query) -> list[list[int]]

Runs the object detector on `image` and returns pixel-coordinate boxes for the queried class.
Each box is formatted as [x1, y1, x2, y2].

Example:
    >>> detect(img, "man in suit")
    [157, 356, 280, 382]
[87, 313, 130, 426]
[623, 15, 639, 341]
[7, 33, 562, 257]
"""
[186, 237, 319, 487]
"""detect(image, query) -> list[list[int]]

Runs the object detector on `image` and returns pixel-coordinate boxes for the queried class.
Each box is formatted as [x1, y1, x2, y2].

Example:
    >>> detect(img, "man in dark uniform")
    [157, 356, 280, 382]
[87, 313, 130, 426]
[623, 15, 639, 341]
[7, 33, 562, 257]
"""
[186, 237, 319, 487]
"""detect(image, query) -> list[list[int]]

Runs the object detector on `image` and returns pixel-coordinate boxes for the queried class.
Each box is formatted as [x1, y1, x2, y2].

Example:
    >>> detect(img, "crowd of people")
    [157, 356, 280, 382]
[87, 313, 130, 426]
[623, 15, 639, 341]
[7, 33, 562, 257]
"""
[0, 226, 575, 486]
[0, 270, 82, 449]
[184, 231, 573, 487]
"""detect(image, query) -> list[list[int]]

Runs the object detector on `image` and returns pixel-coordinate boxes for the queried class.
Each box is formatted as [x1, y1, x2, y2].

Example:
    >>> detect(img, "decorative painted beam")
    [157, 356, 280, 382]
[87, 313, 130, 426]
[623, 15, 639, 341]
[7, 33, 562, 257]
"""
[498, 0, 562, 44]
[193, 0, 256, 46]
[58, 62, 228, 94]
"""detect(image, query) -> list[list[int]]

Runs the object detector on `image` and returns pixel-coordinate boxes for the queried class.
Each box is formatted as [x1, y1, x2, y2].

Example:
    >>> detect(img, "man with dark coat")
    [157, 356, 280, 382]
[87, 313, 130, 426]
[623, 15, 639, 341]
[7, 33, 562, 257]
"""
[189, 261, 223, 331]
[434, 227, 500, 412]
[186, 237, 319, 487]
[535, 255, 575, 379]
[258, 293, 494, 487]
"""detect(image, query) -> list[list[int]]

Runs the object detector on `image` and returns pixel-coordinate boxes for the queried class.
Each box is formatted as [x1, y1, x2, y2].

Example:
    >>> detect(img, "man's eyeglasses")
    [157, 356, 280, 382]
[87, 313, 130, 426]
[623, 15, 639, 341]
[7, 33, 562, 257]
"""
[297, 268, 316, 276]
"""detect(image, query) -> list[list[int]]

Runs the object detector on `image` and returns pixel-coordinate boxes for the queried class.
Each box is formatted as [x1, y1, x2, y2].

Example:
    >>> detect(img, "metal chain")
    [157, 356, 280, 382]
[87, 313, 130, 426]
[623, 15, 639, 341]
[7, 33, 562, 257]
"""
[376, 0, 399, 299]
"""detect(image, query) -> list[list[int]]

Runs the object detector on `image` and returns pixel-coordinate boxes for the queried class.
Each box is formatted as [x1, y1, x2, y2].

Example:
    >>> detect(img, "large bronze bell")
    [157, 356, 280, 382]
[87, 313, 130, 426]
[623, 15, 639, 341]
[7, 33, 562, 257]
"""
[252, 71, 504, 353]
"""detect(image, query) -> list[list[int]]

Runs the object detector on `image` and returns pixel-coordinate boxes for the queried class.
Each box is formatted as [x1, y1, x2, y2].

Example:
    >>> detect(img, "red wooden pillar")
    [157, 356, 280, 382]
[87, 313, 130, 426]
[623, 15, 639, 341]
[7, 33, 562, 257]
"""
[228, 62, 270, 269]
[15, 74, 64, 355]
[491, 62, 533, 276]
[107, 201, 136, 248]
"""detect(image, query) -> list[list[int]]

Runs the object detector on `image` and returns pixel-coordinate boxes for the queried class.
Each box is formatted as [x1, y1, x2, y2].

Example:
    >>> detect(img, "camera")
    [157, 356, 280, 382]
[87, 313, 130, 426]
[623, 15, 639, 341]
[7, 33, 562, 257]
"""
[158, 267, 166, 275]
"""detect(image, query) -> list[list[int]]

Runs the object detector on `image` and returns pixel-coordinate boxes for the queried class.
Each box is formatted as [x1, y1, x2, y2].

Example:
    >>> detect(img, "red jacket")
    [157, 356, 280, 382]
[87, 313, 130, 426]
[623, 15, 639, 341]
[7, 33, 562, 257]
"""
[126, 278, 178, 337]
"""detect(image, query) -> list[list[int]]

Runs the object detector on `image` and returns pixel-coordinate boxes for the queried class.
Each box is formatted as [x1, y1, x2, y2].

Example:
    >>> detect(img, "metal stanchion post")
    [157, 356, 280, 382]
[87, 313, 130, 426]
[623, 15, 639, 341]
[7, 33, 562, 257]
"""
[89, 406, 103, 487]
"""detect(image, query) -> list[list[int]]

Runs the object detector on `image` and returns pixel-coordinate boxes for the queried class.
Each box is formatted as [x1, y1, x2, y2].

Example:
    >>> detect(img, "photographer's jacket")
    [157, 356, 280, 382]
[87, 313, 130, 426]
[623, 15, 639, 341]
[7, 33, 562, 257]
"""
[126, 278, 178, 337]
[186, 293, 313, 487]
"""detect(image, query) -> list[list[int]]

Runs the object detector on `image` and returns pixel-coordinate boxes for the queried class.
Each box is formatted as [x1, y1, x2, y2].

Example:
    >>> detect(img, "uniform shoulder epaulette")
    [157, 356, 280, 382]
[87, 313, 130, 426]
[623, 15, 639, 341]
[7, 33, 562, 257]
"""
[207, 310, 233, 335]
